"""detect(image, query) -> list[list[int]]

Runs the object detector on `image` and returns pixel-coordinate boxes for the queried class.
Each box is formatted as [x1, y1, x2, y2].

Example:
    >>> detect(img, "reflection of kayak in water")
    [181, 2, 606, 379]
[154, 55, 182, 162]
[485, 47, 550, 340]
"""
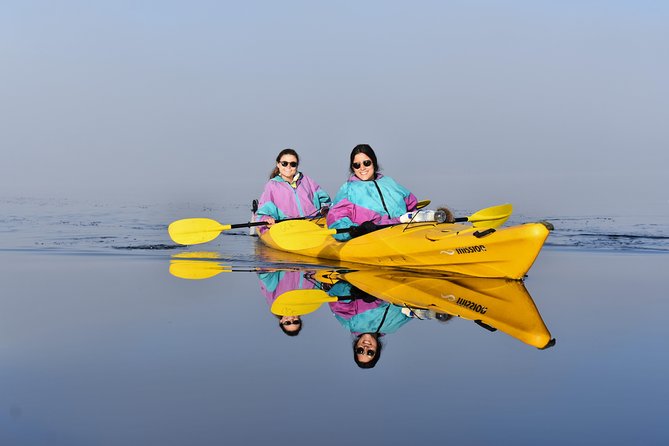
[168, 255, 554, 349]
[308, 269, 554, 349]
[260, 218, 551, 280]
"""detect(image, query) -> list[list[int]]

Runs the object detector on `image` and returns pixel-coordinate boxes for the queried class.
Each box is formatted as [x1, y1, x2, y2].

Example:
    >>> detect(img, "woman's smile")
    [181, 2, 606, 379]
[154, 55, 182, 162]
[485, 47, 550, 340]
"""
[352, 154, 374, 181]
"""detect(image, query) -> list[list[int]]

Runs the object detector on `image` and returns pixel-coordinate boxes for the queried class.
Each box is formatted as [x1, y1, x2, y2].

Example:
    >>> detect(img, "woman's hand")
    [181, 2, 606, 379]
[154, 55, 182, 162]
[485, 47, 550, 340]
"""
[349, 221, 378, 238]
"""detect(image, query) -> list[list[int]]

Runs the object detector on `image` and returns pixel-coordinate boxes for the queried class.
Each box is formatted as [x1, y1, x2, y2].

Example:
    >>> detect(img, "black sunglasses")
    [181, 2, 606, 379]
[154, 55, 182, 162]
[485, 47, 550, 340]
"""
[352, 160, 373, 170]
[280, 161, 298, 167]
[355, 347, 376, 357]
[281, 319, 301, 326]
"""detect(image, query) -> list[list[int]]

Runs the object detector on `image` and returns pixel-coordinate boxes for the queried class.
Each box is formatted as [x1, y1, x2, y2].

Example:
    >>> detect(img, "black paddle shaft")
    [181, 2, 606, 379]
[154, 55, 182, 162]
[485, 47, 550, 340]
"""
[232, 215, 321, 230]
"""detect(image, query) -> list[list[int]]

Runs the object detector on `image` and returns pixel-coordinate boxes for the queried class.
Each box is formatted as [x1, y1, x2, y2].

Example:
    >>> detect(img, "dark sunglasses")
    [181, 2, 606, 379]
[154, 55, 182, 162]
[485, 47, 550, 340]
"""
[281, 319, 301, 326]
[352, 160, 373, 170]
[355, 347, 376, 357]
[280, 161, 298, 167]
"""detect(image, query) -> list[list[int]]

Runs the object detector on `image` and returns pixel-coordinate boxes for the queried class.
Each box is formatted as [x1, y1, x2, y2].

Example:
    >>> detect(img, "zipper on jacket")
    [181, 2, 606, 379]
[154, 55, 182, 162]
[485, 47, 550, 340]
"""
[372, 180, 391, 216]
[286, 181, 305, 217]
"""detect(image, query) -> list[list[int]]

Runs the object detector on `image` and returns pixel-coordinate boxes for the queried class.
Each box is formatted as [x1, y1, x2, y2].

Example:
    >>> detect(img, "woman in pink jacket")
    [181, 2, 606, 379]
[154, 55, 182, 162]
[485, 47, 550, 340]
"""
[255, 148, 331, 233]
[257, 269, 317, 336]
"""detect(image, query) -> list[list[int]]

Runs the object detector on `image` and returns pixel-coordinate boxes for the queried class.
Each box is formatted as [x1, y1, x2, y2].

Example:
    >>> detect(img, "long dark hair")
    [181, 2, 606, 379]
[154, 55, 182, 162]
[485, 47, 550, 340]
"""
[270, 148, 300, 179]
[275, 315, 303, 337]
[353, 333, 383, 369]
[349, 144, 379, 178]
[280, 321, 302, 337]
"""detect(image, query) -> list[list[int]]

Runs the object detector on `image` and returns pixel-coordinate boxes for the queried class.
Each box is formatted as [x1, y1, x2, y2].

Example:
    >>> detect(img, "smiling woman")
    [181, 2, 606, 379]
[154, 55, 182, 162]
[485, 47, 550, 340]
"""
[354, 333, 382, 368]
[254, 148, 331, 232]
[326, 144, 419, 240]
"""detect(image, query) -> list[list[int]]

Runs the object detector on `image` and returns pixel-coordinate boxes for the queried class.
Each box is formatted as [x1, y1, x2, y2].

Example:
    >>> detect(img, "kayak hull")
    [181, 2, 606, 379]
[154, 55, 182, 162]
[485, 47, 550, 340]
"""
[260, 220, 551, 280]
[328, 269, 553, 349]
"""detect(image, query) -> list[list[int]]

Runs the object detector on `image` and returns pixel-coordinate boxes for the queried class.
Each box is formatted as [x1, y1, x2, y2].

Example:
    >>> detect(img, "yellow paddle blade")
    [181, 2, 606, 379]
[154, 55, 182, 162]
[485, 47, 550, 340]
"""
[416, 199, 431, 209]
[271, 289, 337, 316]
[168, 218, 232, 245]
[269, 220, 336, 251]
[471, 216, 510, 229]
[468, 203, 513, 228]
[169, 259, 230, 280]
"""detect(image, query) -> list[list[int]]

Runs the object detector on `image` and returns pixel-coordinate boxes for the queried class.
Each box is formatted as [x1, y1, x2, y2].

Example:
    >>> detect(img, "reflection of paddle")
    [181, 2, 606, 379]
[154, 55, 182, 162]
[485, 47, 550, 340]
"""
[270, 203, 513, 251]
[169, 260, 230, 280]
[169, 258, 283, 280]
[271, 289, 338, 316]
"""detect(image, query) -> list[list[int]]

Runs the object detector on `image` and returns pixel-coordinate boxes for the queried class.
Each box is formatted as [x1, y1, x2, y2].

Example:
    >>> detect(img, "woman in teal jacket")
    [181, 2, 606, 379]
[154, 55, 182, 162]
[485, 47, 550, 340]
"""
[326, 144, 418, 241]
[327, 281, 412, 368]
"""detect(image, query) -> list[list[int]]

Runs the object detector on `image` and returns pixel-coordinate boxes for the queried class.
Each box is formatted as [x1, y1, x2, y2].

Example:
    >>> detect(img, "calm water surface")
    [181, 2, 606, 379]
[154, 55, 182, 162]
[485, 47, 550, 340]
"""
[1, 198, 668, 445]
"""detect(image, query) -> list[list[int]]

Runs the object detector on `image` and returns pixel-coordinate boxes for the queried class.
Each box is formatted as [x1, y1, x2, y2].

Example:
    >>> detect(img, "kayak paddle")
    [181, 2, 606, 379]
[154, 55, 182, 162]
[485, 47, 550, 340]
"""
[168, 215, 327, 246]
[453, 203, 512, 227]
[168, 218, 269, 245]
[168, 199, 432, 246]
[416, 199, 430, 209]
[271, 289, 337, 316]
[269, 203, 513, 251]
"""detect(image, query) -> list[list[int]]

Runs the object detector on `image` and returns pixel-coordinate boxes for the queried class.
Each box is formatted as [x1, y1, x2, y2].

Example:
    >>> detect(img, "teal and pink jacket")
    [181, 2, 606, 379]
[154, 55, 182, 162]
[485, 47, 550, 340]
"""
[257, 270, 316, 306]
[326, 174, 418, 241]
[326, 281, 412, 335]
[255, 172, 331, 233]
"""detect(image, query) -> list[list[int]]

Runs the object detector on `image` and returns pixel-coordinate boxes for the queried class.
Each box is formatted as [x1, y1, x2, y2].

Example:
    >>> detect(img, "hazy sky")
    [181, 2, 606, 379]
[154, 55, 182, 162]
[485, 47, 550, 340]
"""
[2, 0, 667, 216]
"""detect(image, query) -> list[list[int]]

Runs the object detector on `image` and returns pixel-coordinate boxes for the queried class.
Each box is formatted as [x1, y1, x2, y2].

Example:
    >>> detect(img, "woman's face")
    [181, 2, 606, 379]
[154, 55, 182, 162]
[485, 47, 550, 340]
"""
[277, 154, 298, 180]
[279, 315, 302, 333]
[352, 153, 375, 181]
[355, 333, 378, 364]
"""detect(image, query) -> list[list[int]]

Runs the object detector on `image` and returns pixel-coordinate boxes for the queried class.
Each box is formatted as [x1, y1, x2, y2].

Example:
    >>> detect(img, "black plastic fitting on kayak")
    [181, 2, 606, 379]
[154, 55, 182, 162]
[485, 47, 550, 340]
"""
[473, 228, 496, 238]
[474, 319, 497, 332]
[539, 220, 555, 231]
[539, 338, 557, 350]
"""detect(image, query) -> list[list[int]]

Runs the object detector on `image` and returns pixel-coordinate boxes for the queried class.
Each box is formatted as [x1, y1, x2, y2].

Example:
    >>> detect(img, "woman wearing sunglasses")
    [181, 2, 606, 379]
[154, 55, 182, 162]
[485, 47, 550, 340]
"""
[255, 148, 331, 232]
[257, 269, 314, 336]
[326, 280, 412, 368]
[326, 144, 418, 240]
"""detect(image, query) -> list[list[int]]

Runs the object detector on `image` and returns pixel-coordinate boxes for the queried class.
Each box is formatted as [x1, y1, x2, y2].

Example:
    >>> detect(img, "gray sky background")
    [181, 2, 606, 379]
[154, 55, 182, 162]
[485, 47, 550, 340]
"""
[2, 0, 667, 216]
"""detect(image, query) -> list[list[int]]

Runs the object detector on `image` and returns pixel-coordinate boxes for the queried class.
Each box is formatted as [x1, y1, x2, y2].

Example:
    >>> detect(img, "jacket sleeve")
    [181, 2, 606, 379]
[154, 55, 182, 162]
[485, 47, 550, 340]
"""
[304, 176, 331, 210]
[313, 187, 332, 210]
[326, 184, 356, 241]
[378, 176, 418, 218]
[255, 182, 285, 222]
[404, 192, 418, 212]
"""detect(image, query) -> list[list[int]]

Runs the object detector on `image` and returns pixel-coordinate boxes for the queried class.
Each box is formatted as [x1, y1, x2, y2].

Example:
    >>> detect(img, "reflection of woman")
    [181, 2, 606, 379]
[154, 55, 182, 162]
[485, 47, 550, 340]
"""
[327, 281, 412, 368]
[257, 270, 316, 336]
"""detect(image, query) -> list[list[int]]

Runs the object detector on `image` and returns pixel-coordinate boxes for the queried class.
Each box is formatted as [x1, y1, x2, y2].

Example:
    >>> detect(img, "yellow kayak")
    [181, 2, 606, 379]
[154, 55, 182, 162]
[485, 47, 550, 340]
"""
[340, 269, 553, 349]
[260, 219, 551, 280]
[272, 267, 554, 349]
